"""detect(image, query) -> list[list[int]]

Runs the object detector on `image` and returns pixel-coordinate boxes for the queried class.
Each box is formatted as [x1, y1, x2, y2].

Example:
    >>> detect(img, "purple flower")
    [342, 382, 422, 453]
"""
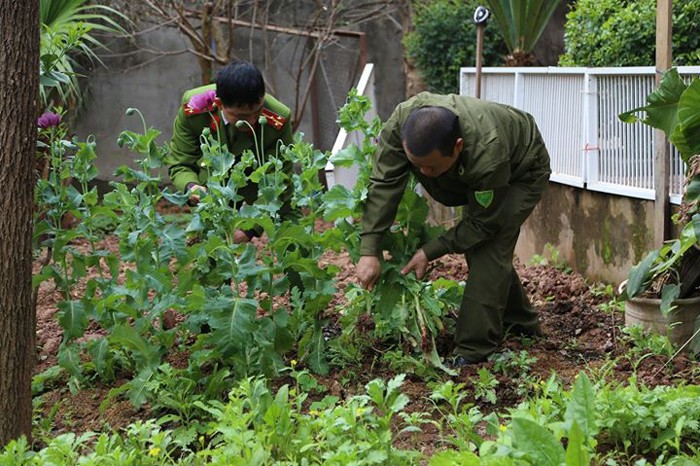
[188, 90, 217, 112]
[38, 111, 61, 128]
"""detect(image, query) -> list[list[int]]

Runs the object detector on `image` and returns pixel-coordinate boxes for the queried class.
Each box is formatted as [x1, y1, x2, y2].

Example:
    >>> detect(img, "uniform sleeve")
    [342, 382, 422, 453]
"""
[421, 157, 511, 260]
[359, 111, 411, 257]
[169, 108, 202, 192]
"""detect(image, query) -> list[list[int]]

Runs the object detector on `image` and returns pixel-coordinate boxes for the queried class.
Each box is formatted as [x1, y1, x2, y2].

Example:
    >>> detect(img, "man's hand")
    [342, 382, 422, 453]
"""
[233, 229, 252, 244]
[401, 249, 429, 280]
[356, 255, 382, 290]
[187, 184, 207, 205]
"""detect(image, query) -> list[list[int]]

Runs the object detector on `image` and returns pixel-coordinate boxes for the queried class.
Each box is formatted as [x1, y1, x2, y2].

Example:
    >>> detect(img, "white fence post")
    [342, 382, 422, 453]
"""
[326, 63, 376, 190]
[513, 71, 524, 108]
[582, 71, 599, 185]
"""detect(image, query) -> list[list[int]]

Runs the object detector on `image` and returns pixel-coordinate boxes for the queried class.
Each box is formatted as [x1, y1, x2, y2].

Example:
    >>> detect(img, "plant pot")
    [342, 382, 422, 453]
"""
[625, 295, 700, 349]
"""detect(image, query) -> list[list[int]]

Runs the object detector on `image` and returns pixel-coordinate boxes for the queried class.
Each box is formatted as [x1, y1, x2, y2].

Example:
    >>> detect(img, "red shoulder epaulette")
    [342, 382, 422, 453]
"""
[182, 97, 222, 116]
[261, 108, 287, 131]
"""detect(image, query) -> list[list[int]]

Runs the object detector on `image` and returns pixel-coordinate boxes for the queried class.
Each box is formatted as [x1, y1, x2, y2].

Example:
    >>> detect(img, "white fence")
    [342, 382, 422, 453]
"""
[461, 66, 700, 204]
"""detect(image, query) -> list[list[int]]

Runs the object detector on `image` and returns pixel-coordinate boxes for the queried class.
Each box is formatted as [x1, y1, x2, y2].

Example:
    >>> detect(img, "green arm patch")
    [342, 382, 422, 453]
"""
[474, 190, 494, 208]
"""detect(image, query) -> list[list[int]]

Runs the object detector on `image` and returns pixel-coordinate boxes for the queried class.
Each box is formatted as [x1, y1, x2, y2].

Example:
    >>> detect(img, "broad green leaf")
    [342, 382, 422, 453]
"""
[57, 300, 87, 342]
[322, 185, 356, 221]
[677, 79, 700, 160]
[619, 68, 687, 137]
[627, 250, 659, 298]
[161, 189, 190, 207]
[305, 323, 329, 375]
[565, 421, 591, 466]
[109, 324, 161, 372]
[510, 417, 566, 466]
[685, 180, 700, 205]
[127, 369, 154, 408]
[57, 343, 83, 382]
[330, 145, 362, 166]
[660, 283, 681, 315]
[564, 372, 597, 439]
[365, 378, 386, 406]
[428, 450, 480, 466]
[88, 337, 112, 380]
[208, 297, 258, 351]
[692, 213, 700, 243]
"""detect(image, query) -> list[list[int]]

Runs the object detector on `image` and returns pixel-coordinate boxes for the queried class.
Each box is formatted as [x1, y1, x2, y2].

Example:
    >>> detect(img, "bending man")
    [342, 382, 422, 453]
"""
[356, 92, 551, 365]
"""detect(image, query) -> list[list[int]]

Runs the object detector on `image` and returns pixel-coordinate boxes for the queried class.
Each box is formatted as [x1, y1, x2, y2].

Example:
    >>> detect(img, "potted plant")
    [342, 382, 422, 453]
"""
[618, 68, 700, 349]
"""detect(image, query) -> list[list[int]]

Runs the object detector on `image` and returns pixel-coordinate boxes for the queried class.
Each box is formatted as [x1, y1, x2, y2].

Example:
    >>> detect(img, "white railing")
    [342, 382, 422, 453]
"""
[460, 66, 700, 204]
[326, 63, 376, 189]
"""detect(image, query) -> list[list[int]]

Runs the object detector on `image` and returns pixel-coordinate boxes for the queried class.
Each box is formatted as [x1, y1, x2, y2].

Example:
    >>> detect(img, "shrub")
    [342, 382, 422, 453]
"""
[403, 0, 508, 94]
[560, 0, 700, 67]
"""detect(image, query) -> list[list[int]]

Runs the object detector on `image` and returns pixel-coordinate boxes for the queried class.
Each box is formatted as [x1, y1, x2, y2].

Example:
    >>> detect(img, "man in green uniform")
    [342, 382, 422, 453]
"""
[169, 60, 294, 242]
[356, 92, 551, 365]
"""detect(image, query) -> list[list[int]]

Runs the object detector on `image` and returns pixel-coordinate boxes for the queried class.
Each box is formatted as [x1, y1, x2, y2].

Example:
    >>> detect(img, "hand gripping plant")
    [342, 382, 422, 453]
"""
[327, 89, 463, 375]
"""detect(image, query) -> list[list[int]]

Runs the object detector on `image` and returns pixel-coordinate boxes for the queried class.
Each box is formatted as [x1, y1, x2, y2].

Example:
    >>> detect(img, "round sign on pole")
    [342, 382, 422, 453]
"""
[473, 6, 490, 25]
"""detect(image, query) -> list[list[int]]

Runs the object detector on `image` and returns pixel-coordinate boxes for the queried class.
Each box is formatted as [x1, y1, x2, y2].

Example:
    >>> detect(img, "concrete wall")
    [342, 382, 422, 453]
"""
[75, 28, 202, 181]
[516, 182, 656, 284]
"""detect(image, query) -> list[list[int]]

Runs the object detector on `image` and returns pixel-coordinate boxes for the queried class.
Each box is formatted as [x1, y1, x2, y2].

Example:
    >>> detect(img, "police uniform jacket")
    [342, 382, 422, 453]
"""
[360, 92, 551, 261]
[169, 84, 294, 214]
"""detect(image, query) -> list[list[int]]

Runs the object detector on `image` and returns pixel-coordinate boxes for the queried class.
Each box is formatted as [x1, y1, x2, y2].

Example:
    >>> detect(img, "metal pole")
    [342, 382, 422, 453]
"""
[473, 6, 490, 99]
[475, 24, 484, 99]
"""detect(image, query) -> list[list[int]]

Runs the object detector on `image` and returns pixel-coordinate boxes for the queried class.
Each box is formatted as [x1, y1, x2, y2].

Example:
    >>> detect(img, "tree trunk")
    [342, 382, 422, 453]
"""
[397, 0, 426, 99]
[0, 0, 39, 447]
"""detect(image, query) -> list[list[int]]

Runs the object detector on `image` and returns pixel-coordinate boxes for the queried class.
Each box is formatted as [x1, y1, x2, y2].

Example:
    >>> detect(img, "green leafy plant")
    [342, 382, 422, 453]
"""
[40, 0, 129, 108]
[560, 0, 700, 67]
[491, 349, 539, 397]
[473, 367, 499, 405]
[529, 242, 572, 273]
[619, 68, 700, 311]
[428, 380, 486, 452]
[403, 0, 508, 93]
[622, 325, 675, 358]
[482, 0, 561, 66]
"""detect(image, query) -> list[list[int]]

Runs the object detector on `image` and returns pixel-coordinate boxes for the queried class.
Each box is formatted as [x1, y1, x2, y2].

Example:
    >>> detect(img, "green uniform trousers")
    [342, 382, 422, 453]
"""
[455, 171, 549, 361]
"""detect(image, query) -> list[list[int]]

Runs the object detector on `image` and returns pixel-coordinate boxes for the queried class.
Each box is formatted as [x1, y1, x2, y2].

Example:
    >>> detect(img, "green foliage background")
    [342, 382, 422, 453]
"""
[403, 0, 508, 94]
[559, 0, 700, 67]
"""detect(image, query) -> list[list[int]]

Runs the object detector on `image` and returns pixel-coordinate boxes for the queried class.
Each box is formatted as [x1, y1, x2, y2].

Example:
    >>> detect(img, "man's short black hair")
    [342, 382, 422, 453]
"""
[401, 106, 461, 157]
[215, 60, 265, 107]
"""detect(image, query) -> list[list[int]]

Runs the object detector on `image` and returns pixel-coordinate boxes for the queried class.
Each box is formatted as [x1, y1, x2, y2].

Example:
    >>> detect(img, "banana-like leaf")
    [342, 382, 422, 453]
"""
[677, 79, 700, 162]
[626, 250, 659, 298]
[619, 69, 687, 138]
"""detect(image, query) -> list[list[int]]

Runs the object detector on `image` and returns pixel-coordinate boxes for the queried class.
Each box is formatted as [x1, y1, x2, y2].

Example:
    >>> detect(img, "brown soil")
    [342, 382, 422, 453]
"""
[32, 221, 700, 447]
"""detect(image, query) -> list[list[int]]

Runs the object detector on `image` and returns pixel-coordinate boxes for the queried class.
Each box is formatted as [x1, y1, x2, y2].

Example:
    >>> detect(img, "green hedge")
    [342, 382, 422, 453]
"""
[404, 0, 508, 94]
[560, 0, 700, 67]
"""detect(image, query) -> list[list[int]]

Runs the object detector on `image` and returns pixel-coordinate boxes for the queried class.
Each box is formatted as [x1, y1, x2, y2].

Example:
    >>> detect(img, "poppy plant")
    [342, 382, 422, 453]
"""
[38, 111, 62, 129]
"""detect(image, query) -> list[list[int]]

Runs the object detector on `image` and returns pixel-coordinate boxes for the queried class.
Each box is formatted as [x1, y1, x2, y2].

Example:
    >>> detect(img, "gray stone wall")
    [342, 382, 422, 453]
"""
[516, 182, 657, 284]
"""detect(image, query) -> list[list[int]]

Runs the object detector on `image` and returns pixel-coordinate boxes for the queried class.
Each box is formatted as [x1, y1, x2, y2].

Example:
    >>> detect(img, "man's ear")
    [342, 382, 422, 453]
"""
[454, 137, 464, 156]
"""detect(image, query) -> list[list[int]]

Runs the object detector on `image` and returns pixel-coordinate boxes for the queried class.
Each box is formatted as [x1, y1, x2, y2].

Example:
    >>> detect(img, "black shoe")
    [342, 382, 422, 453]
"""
[506, 323, 543, 338]
[450, 355, 486, 368]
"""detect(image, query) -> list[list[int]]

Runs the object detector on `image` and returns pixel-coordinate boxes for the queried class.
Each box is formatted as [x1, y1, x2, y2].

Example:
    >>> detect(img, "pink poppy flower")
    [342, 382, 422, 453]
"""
[38, 111, 61, 128]
[188, 90, 217, 112]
